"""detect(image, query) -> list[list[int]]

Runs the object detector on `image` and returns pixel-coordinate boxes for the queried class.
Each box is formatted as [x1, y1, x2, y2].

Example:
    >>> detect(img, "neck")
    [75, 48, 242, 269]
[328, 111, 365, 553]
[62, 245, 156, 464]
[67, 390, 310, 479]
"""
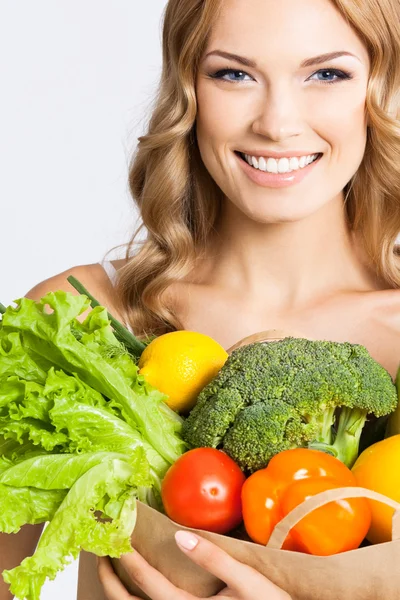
[198, 193, 381, 309]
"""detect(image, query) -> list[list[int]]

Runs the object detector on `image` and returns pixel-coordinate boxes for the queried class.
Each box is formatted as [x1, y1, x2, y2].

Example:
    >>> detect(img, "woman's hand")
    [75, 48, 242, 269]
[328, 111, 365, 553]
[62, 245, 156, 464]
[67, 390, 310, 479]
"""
[97, 530, 292, 600]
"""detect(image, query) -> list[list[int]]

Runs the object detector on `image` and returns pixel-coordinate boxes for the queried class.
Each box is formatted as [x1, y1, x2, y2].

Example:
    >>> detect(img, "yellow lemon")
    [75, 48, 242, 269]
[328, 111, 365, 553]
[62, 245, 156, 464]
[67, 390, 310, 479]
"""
[138, 331, 228, 413]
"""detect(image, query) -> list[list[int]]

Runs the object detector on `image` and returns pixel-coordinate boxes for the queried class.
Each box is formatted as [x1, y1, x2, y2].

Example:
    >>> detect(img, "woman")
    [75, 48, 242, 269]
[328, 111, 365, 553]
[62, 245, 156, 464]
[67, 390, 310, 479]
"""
[2, 0, 400, 598]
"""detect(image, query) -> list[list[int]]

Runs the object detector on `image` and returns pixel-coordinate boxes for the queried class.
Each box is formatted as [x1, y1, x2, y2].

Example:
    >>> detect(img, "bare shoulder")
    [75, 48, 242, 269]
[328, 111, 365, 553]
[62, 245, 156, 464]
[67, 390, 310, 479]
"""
[360, 289, 400, 378]
[370, 288, 400, 333]
[26, 262, 121, 318]
[110, 258, 128, 271]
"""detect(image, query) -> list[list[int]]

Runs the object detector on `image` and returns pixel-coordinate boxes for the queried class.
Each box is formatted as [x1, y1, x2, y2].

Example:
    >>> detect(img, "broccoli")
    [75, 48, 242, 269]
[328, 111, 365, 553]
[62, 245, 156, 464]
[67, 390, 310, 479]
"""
[222, 400, 308, 472]
[181, 338, 397, 471]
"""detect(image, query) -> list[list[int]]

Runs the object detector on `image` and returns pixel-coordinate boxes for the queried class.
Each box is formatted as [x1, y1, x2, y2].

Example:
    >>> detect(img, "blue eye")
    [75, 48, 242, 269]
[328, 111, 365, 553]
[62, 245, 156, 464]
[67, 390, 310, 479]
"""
[209, 69, 253, 82]
[308, 69, 352, 84]
[208, 67, 353, 85]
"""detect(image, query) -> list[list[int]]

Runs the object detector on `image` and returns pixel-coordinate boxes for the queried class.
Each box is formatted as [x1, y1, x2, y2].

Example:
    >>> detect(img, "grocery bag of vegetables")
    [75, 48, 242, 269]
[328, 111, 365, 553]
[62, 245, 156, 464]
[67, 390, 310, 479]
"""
[80, 487, 400, 600]
[78, 330, 400, 600]
[1, 288, 400, 600]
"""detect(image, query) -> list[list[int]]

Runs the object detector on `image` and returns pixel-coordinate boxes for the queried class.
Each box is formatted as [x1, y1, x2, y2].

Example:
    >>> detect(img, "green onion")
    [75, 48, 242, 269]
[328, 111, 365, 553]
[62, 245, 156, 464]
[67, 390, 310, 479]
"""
[0, 303, 6, 315]
[67, 276, 145, 357]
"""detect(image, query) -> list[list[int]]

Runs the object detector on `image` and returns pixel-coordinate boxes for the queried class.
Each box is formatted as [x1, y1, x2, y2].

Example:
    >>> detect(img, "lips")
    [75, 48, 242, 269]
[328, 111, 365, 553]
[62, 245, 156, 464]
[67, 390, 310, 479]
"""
[234, 149, 322, 189]
[234, 150, 323, 172]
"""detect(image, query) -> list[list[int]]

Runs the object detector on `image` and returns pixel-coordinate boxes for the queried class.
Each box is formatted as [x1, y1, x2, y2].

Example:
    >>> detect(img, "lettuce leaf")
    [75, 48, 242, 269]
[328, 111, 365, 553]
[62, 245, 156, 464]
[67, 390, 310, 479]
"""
[2, 293, 185, 463]
[0, 435, 51, 475]
[0, 451, 131, 489]
[0, 330, 49, 383]
[0, 484, 67, 533]
[0, 376, 54, 422]
[49, 395, 169, 479]
[0, 418, 70, 451]
[44, 367, 112, 412]
[2, 454, 150, 600]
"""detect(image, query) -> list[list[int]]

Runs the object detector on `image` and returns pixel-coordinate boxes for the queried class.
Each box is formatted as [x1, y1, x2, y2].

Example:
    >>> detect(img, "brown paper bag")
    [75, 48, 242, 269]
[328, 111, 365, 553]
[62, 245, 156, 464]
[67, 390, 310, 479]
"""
[77, 330, 400, 600]
[78, 489, 400, 600]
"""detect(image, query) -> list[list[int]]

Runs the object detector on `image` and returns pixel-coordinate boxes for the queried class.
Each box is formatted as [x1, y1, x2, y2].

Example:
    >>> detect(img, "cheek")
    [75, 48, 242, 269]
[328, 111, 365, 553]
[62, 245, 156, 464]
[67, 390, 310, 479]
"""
[309, 90, 368, 159]
[196, 81, 247, 146]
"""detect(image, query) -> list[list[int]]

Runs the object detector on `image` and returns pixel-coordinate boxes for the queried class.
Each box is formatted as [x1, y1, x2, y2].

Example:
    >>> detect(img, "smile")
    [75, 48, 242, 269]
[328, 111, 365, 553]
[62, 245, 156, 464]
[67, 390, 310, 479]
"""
[235, 151, 323, 189]
[240, 152, 321, 174]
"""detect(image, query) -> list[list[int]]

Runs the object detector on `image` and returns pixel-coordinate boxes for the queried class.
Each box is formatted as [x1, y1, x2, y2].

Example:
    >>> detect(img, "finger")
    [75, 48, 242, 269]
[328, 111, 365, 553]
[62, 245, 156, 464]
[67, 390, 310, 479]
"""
[174, 530, 282, 596]
[97, 556, 136, 600]
[118, 548, 192, 600]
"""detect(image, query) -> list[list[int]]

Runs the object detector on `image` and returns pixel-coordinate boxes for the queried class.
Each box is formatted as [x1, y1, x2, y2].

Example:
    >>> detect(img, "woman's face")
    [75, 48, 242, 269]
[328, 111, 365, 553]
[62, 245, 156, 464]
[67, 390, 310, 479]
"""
[195, 0, 370, 224]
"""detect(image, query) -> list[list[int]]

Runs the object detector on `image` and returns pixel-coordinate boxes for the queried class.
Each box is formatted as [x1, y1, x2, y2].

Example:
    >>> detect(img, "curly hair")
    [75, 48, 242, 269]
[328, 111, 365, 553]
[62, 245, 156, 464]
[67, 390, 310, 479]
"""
[114, 0, 400, 338]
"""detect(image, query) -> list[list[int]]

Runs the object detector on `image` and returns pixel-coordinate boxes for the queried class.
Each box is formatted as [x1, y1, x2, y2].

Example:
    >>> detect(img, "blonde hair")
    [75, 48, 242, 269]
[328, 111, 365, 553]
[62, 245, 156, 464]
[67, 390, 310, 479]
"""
[115, 0, 400, 337]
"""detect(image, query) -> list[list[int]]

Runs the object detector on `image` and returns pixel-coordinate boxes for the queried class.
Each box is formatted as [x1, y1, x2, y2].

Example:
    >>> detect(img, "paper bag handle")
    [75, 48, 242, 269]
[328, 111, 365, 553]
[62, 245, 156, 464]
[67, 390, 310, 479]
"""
[267, 486, 400, 550]
[227, 329, 307, 354]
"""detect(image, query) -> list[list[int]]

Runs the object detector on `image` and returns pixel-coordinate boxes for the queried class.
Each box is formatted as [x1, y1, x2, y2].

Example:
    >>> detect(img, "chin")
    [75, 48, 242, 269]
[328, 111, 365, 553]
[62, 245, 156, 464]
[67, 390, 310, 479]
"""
[237, 197, 327, 224]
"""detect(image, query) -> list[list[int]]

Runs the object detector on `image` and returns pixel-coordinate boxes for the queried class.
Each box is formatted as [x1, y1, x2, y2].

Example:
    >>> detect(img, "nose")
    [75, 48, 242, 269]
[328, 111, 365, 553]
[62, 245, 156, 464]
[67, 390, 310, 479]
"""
[251, 85, 304, 142]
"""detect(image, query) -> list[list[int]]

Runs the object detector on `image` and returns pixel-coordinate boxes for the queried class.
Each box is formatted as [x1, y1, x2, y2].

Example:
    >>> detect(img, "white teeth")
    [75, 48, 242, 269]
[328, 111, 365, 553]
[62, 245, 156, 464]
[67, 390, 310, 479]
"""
[277, 157, 290, 173]
[258, 156, 267, 171]
[243, 152, 319, 173]
[266, 157, 278, 173]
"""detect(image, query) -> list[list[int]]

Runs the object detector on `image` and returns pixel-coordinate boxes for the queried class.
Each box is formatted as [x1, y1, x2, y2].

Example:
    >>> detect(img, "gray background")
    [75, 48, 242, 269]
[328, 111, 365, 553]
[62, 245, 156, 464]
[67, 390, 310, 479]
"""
[0, 2, 167, 597]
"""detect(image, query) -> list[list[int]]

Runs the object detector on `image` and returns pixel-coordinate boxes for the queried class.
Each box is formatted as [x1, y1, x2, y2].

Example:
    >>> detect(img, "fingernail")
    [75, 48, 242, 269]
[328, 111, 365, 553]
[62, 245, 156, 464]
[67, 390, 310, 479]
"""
[175, 530, 199, 551]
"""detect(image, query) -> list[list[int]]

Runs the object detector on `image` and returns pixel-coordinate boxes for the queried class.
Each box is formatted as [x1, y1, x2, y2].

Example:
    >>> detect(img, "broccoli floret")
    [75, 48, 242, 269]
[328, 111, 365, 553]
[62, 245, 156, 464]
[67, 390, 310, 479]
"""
[182, 388, 245, 448]
[222, 400, 308, 472]
[182, 338, 397, 470]
[310, 343, 398, 466]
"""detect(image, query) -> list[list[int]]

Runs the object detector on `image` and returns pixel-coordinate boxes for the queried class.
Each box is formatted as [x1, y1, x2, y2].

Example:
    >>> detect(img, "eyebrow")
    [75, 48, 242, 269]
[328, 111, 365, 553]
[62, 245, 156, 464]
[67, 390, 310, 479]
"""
[204, 50, 361, 68]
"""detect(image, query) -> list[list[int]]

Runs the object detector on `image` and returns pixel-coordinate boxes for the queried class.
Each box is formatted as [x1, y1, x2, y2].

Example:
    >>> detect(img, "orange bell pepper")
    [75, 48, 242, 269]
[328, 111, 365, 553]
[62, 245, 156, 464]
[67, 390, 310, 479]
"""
[242, 448, 371, 555]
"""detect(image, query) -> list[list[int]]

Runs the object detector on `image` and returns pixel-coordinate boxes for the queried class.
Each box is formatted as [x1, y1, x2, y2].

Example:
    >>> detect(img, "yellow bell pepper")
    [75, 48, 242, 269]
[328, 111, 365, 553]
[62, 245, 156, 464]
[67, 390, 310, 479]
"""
[352, 435, 400, 544]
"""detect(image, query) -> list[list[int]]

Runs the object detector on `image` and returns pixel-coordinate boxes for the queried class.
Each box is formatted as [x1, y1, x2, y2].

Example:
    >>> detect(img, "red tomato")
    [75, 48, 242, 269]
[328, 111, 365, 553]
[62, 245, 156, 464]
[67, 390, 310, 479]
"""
[161, 448, 246, 534]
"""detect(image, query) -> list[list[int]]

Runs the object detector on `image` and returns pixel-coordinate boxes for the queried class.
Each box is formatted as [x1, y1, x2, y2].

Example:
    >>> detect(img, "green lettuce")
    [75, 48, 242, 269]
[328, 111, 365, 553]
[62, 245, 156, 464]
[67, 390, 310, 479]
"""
[0, 331, 48, 383]
[0, 418, 70, 452]
[0, 288, 187, 600]
[2, 292, 185, 463]
[0, 451, 132, 489]
[0, 437, 50, 478]
[2, 454, 151, 600]
[0, 485, 67, 534]
[49, 394, 169, 481]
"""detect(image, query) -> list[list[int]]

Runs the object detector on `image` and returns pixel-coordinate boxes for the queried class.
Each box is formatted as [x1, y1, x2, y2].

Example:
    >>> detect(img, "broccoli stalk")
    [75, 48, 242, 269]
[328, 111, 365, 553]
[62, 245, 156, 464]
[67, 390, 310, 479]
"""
[334, 407, 368, 467]
[310, 407, 368, 468]
[306, 406, 336, 445]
